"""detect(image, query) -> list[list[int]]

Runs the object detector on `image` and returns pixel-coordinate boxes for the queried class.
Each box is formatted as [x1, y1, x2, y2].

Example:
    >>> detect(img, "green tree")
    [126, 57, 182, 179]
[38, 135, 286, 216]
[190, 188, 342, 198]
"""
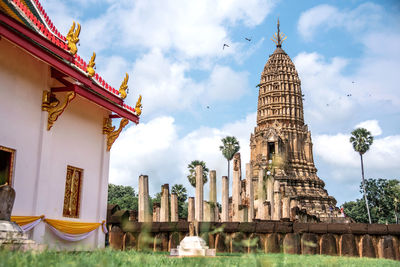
[172, 184, 188, 219]
[219, 136, 240, 180]
[350, 127, 373, 224]
[343, 178, 400, 224]
[149, 192, 161, 208]
[108, 184, 138, 210]
[364, 178, 400, 224]
[342, 199, 371, 223]
[187, 160, 209, 187]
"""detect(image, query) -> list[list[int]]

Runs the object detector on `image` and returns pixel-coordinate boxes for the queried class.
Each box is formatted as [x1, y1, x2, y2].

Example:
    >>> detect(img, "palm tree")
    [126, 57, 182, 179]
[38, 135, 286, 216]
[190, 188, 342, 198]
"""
[171, 184, 187, 204]
[219, 136, 240, 180]
[350, 127, 374, 224]
[172, 184, 188, 218]
[187, 160, 209, 187]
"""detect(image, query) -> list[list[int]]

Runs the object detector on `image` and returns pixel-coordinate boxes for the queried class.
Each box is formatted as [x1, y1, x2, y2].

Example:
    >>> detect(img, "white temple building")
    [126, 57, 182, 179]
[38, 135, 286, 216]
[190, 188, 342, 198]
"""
[0, 0, 141, 250]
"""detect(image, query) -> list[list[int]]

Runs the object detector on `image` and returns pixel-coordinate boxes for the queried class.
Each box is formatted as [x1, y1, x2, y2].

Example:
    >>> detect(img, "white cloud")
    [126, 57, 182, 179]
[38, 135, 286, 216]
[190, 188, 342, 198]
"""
[204, 65, 249, 102]
[294, 32, 400, 127]
[110, 116, 180, 193]
[314, 129, 400, 205]
[97, 50, 250, 117]
[314, 133, 358, 168]
[72, 0, 276, 59]
[128, 49, 202, 115]
[298, 3, 383, 40]
[293, 52, 353, 124]
[314, 121, 400, 170]
[355, 120, 382, 136]
[110, 112, 256, 199]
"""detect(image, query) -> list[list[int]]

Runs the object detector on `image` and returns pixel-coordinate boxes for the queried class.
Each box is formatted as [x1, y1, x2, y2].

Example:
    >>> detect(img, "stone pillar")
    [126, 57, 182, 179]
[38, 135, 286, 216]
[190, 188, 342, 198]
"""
[232, 153, 242, 222]
[221, 176, 229, 222]
[170, 193, 178, 222]
[153, 203, 160, 222]
[266, 175, 274, 216]
[209, 170, 217, 222]
[188, 197, 195, 222]
[272, 180, 281, 220]
[138, 175, 151, 222]
[214, 204, 219, 222]
[264, 201, 271, 220]
[257, 168, 265, 220]
[246, 163, 254, 222]
[204, 201, 211, 222]
[160, 184, 169, 222]
[290, 198, 298, 213]
[232, 170, 241, 222]
[282, 197, 290, 219]
[195, 165, 203, 222]
[209, 170, 217, 203]
[239, 205, 248, 222]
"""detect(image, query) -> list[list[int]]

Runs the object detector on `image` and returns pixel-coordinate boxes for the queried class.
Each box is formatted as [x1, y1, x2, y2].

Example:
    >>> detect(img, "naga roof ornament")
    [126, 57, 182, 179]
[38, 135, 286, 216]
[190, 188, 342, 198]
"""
[86, 52, 96, 77]
[119, 73, 129, 100]
[66, 21, 80, 55]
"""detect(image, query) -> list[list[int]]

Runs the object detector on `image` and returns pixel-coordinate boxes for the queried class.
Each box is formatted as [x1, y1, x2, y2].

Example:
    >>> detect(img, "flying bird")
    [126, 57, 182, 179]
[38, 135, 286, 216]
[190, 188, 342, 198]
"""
[245, 37, 251, 41]
[223, 44, 230, 50]
[347, 94, 352, 97]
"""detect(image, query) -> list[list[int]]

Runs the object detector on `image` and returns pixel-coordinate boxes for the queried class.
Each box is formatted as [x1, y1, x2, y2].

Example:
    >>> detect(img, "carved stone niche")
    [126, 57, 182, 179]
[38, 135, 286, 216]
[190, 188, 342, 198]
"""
[0, 184, 15, 221]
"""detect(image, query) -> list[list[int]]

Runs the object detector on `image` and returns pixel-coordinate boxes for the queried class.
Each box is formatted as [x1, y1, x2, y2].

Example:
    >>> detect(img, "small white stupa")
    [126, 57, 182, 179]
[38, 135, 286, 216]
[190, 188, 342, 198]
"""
[170, 222, 216, 257]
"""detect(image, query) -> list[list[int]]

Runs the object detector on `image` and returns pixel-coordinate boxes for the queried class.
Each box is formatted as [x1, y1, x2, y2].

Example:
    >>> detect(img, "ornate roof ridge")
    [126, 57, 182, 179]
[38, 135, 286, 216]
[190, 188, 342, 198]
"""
[2, 0, 139, 116]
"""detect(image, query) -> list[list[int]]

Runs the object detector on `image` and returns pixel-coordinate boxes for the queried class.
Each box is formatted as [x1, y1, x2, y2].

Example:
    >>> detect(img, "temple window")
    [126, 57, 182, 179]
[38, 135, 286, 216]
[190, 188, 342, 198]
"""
[62, 165, 83, 218]
[268, 142, 275, 160]
[0, 146, 15, 186]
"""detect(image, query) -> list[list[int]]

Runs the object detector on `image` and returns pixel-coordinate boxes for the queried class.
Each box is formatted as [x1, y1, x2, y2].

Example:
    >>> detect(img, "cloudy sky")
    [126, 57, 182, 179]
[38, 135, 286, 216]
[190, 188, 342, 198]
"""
[43, 0, 400, 205]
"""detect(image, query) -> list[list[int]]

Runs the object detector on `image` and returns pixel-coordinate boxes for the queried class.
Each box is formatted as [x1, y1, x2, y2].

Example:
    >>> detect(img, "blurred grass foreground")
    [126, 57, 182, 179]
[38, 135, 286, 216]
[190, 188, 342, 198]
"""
[1, 249, 399, 267]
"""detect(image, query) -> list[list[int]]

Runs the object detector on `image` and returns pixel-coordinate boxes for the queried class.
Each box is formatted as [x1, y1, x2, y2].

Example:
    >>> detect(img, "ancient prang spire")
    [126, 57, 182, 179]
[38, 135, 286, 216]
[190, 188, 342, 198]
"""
[250, 19, 338, 221]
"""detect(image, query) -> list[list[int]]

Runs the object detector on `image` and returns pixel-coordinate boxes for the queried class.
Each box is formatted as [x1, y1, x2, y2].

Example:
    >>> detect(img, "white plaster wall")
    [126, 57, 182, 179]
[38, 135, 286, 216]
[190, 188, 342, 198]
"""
[0, 38, 111, 250]
[33, 94, 110, 250]
[0, 38, 46, 214]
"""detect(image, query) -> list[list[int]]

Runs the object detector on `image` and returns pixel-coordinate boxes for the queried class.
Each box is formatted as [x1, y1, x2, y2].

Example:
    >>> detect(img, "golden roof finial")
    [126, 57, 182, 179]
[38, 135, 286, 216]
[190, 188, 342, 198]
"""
[86, 52, 96, 77]
[271, 17, 287, 47]
[135, 95, 142, 116]
[119, 73, 129, 100]
[66, 21, 81, 55]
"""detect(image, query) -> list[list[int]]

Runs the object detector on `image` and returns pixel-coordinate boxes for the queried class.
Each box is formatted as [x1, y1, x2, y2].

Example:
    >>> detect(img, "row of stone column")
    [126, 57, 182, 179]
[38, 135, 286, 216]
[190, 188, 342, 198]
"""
[138, 176, 179, 222]
[256, 167, 297, 221]
[138, 160, 297, 223]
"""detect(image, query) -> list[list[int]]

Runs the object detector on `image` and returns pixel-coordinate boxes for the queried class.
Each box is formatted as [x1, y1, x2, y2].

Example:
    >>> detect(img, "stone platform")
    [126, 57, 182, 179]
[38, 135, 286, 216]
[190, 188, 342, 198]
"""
[0, 220, 45, 251]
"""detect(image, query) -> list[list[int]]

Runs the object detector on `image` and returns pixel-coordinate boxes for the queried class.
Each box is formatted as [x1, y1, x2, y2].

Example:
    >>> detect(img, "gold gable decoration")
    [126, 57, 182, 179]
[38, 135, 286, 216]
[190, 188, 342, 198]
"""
[42, 91, 75, 131]
[103, 118, 129, 151]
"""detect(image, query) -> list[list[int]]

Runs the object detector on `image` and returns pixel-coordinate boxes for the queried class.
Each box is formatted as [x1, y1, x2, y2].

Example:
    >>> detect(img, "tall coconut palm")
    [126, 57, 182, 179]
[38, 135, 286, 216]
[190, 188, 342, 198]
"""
[187, 160, 209, 188]
[219, 136, 240, 180]
[350, 127, 374, 224]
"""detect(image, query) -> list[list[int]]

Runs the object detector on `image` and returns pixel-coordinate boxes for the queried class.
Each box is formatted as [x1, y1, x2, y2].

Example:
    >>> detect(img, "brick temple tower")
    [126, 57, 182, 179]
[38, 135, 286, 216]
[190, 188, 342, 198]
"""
[250, 19, 338, 221]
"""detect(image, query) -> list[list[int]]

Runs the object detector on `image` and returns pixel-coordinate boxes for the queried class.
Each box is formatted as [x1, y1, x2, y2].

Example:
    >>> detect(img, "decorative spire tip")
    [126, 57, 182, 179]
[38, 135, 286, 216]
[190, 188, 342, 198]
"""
[271, 17, 287, 48]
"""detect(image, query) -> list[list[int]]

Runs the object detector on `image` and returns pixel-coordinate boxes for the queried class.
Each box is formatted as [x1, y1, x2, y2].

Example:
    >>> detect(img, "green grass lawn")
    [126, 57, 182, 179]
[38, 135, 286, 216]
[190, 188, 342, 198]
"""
[0, 249, 399, 267]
